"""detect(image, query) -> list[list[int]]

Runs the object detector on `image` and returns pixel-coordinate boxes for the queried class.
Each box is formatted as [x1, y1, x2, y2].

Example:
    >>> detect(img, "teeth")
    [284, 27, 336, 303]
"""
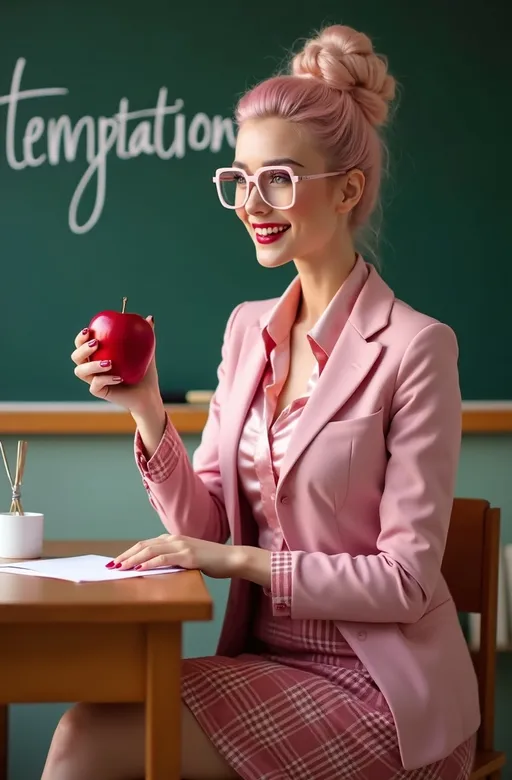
[254, 225, 289, 236]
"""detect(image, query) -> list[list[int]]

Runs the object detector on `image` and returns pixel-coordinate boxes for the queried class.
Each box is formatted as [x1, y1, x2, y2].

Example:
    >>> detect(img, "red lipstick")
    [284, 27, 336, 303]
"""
[252, 223, 291, 245]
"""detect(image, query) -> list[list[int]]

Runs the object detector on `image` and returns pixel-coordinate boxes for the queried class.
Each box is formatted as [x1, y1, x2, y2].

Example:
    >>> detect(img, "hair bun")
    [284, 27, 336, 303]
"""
[291, 24, 396, 127]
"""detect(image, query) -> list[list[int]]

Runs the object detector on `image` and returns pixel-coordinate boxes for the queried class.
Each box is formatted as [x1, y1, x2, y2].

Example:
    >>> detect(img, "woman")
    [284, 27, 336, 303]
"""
[44, 23, 479, 780]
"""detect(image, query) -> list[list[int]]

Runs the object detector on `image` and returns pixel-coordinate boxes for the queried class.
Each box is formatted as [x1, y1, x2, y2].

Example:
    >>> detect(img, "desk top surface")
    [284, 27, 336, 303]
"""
[0, 540, 213, 623]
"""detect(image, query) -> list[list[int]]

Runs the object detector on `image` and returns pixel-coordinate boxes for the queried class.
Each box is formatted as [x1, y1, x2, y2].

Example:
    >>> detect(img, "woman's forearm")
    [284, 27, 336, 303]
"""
[234, 546, 272, 588]
[131, 395, 168, 459]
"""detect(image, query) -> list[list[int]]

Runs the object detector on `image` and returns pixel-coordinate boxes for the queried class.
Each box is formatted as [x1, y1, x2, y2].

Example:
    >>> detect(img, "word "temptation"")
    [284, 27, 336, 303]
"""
[0, 58, 236, 234]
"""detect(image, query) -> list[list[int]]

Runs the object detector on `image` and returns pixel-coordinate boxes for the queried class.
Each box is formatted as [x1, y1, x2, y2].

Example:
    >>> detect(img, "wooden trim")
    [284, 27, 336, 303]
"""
[0, 404, 209, 435]
[462, 408, 512, 433]
[0, 403, 511, 435]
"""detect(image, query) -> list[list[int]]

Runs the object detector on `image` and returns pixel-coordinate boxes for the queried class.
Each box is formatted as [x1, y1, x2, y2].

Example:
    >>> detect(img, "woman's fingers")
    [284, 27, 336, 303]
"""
[74, 359, 123, 398]
[114, 545, 165, 570]
[74, 358, 113, 380]
[109, 536, 176, 570]
[120, 541, 147, 561]
[71, 337, 101, 366]
[130, 552, 182, 570]
[74, 327, 92, 350]
[89, 374, 123, 397]
[118, 537, 170, 562]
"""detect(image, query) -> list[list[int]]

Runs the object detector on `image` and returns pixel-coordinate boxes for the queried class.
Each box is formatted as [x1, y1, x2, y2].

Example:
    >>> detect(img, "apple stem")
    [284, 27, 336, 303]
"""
[122, 297, 127, 314]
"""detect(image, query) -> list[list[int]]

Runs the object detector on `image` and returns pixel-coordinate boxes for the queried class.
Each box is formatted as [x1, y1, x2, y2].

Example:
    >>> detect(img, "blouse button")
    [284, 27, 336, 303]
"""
[280, 495, 289, 504]
[357, 630, 367, 641]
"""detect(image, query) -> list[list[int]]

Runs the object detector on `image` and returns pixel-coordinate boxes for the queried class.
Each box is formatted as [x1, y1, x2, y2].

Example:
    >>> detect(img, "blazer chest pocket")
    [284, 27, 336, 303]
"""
[306, 408, 386, 510]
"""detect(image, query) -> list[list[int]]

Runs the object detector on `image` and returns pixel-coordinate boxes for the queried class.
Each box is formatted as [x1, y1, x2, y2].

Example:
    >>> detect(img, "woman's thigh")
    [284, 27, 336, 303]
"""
[43, 701, 241, 780]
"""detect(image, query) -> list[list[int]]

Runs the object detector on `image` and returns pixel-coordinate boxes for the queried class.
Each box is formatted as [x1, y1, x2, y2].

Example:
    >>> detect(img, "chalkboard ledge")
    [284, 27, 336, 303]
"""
[0, 402, 207, 436]
[0, 401, 512, 435]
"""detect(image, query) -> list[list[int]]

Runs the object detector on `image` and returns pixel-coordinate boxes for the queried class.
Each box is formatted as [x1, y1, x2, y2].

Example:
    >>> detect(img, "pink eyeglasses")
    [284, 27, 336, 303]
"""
[212, 165, 346, 210]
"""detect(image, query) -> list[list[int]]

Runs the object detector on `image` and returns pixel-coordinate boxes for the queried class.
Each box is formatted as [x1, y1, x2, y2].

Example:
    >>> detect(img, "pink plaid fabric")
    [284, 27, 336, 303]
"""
[182, 653, 476, 780]
[269, 550, 293, 616]
[134, 416, 181, 484]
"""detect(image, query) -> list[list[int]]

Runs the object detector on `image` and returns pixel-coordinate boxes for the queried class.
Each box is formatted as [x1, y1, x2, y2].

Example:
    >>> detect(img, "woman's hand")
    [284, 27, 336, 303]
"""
[109, 534, 244, 579]
[71, 318, 161, 415]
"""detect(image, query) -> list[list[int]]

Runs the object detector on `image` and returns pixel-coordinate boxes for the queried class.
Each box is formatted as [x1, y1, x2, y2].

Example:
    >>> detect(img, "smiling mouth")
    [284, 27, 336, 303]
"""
[253, 224, 291, 244]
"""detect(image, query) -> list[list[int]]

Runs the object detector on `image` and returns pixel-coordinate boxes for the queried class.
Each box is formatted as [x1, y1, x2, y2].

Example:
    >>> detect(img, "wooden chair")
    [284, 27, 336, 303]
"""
[442, 498, 506, 779]
[0, 707, 5, 780]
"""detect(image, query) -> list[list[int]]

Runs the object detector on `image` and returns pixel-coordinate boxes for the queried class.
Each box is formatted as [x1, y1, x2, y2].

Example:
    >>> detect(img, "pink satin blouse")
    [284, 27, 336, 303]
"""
[237, 255, 369, 665]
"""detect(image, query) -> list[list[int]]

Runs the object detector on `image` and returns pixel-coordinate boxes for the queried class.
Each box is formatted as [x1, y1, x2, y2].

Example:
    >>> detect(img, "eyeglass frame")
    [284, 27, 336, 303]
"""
[212, 165, 347, 210]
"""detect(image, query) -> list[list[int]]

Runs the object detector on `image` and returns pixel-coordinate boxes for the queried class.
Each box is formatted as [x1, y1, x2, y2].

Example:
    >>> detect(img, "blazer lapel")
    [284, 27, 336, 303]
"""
[278, 266, 394, 488]
[220, 326, 267, 534]
[278, 323, 382, 486]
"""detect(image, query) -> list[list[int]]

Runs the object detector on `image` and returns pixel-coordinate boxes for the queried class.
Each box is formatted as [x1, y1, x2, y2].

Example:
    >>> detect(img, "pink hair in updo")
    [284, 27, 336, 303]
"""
[235, 25, 396, 237]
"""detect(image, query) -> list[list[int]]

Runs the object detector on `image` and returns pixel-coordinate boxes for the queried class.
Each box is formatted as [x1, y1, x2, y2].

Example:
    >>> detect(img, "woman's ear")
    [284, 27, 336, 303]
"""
[337, 169, 365, 214]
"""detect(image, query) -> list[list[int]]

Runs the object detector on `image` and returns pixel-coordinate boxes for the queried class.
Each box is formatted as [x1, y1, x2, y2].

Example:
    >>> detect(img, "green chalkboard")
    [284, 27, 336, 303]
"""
[0, 0, 509, 401]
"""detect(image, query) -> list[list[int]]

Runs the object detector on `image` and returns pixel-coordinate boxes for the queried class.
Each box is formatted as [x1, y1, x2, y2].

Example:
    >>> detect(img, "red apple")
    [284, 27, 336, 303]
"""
[88, 297, 155, 385]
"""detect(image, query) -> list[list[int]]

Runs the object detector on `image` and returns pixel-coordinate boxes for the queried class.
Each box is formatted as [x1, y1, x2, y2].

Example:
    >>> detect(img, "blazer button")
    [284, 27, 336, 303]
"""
[280, 495, 290, 504]
[357, 630, 367, 641]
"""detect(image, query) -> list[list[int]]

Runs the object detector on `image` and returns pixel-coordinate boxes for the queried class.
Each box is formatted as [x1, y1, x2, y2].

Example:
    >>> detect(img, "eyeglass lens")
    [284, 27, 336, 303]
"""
[219, 169, 294, 208]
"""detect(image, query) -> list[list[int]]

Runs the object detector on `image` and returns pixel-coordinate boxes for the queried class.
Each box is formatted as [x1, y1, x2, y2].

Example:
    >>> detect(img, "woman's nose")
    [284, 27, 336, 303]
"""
[245, 182, 269, 214]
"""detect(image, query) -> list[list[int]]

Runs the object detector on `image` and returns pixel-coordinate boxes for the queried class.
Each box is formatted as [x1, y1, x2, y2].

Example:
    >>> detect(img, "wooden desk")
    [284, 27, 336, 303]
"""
[0, 540, 213, 780]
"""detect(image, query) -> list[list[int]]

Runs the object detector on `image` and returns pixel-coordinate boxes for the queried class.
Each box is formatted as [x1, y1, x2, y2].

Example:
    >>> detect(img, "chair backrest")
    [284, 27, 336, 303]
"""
[441, 497, 501, 753]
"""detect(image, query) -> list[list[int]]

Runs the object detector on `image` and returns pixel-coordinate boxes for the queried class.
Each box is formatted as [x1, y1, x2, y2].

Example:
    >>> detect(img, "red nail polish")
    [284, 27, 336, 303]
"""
[105, 561, 115, 568]
[134, 564, 142, 570]
[82, 328, 89, 335]
[115, 562, 122, 568]
[100, 360, 111, 367]
[88, 339, 97, 347]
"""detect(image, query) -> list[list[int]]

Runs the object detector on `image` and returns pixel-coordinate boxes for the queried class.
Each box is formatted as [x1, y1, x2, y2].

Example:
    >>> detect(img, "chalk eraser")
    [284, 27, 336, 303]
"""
[185, 390, 214, 404]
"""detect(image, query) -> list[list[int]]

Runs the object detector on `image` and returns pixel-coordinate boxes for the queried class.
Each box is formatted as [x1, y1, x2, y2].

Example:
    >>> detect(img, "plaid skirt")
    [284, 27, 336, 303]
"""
[182, 652, 476, 780]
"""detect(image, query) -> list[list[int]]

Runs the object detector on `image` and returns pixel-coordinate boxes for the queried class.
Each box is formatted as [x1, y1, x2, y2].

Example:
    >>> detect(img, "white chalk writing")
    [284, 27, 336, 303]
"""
[0, 58, 236, 234]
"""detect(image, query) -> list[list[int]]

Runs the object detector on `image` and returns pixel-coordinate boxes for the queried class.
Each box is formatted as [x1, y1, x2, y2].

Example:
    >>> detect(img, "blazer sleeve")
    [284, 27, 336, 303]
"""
[133, 302, 244, 544]
[270, 322, 462, 623]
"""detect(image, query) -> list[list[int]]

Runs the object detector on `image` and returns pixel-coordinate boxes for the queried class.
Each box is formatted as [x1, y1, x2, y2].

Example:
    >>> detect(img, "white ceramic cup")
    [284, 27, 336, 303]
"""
[0, 512, 44, 559]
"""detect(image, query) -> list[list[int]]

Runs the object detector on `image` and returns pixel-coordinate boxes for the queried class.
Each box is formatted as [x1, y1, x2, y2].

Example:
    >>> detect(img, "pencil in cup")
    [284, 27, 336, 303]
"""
[0, 439, 28, 514]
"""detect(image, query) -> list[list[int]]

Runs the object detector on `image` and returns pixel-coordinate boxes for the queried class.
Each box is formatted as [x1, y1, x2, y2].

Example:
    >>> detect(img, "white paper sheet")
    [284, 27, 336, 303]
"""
[0, 554, 184, 582]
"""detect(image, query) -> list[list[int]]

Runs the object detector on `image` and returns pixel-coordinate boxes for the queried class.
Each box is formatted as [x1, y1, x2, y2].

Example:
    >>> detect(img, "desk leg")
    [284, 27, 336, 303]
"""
[0, 705, 7, 780]
[145, 623, 182, 780]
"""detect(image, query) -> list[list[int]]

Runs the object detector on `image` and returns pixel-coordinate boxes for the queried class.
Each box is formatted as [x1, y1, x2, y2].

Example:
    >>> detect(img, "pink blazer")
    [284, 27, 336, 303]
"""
[139, 264, 480, 770]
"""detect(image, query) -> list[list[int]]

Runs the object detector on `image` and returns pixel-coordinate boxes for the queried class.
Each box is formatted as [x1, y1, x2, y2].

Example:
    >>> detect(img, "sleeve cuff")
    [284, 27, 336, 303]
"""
[270, 550, 293, 617]
[134, 415, 182, 484]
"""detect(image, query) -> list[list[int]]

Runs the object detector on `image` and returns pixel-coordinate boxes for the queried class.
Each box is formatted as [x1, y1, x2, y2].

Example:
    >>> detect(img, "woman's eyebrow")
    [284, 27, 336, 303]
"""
[232, 158, 305, 169]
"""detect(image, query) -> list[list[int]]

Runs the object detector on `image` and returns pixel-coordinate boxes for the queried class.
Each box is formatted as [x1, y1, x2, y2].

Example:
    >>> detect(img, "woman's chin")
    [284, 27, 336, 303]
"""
[254, 245, 292, 269]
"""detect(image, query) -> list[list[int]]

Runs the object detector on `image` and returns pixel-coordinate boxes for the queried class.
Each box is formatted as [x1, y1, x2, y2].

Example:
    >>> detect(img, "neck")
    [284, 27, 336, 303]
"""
[294, 236, 357, 329]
